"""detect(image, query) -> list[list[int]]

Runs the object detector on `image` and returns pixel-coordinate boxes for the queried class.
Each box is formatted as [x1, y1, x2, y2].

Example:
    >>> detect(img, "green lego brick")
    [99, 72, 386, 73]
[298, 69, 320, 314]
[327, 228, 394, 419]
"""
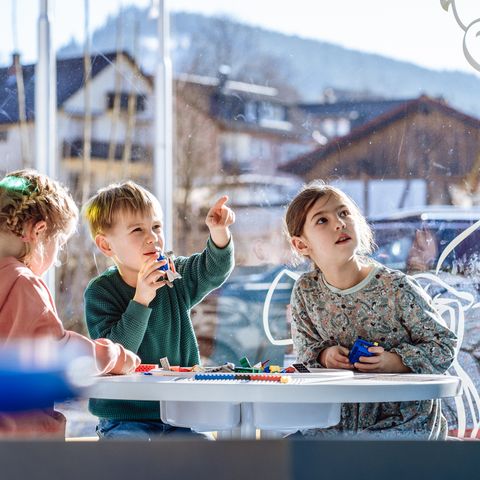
[234, 367, 263, 373]
[239, 356, 252, 368]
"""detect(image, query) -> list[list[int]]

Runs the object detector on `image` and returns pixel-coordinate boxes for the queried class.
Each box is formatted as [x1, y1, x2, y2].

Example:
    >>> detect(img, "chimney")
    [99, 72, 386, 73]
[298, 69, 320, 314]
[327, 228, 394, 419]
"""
[217, 65, 231, 91]
[6, 52, 21, 85]
[12, 52, 21, 67]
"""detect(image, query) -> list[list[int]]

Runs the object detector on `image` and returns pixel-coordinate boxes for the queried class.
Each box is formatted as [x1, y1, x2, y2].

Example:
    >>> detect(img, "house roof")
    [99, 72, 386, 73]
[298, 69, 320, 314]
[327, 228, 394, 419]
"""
[281, 95, 480, 176]
[297, 98, 410, 126]
[175, 73, 305, 137]
[0, 51, 141, 125]
[176, 73, 279, 98]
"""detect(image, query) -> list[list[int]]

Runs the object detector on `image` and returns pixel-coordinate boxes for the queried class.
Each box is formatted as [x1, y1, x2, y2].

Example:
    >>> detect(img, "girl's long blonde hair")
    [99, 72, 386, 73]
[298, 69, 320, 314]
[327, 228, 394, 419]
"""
[0, 169, 78, 260]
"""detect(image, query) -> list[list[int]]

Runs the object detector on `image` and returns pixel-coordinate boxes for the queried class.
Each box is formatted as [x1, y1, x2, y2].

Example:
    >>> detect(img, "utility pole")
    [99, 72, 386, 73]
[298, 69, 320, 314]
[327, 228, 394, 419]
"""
[82, 0, 92, 205]
[152, 0, 173, 249]
[35, 0, 56, 179]
[35, 0, 56, 294]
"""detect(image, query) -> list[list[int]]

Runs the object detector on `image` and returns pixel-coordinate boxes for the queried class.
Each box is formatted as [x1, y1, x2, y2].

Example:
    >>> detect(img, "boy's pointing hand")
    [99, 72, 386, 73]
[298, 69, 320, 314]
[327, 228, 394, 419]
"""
[205, 195, 235, 248]
[206, 195, 235, 228]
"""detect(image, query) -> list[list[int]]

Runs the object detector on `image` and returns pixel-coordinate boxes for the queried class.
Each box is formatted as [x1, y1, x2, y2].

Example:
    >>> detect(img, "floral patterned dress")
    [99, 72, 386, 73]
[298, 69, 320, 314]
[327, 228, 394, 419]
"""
[291, 263, 457, 439]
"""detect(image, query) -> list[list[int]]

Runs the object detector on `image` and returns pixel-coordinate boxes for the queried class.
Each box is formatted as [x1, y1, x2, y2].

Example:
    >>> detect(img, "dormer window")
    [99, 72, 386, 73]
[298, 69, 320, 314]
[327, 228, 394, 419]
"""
[106, 92, 146, 112]
[259, 101, 286, 122]
[245, 101, 257, 123]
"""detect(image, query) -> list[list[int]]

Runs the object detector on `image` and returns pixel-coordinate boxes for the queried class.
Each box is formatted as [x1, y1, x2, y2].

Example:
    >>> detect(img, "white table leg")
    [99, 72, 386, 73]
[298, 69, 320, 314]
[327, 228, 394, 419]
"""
[240, 403, 255, 439]
[259, 430, 284, 439]
[216, 429, 234, 440]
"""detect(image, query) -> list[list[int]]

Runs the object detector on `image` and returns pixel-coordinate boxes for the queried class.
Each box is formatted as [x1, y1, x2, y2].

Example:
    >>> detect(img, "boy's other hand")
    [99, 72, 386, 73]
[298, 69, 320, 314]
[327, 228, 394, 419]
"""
[319, 345, 354, 370]
[205, 195, 235, 248]
[133, 255, 169, 306]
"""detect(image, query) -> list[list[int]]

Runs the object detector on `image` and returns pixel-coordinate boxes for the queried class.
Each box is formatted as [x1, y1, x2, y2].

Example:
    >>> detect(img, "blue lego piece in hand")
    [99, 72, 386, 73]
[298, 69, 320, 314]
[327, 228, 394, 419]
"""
[156, 252, 182, 286]
[157, 253, 169, 271]
[348, 337, 378, 364]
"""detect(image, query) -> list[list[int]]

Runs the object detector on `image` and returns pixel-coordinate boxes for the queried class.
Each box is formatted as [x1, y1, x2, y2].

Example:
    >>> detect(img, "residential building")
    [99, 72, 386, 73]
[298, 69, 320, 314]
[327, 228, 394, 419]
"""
[0, 51, 154, 194]
[282, 95, 480, 216]
[0, 52, 311, 261]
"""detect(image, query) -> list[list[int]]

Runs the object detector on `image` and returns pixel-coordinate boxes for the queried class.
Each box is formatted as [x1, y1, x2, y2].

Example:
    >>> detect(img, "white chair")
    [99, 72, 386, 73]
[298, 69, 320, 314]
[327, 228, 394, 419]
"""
[414, 272, 480, 439]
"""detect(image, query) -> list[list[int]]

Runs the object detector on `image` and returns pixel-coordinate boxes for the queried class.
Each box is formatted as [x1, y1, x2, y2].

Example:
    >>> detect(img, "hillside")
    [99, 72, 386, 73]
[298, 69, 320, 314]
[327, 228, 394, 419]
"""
[57, 7, 480, 116]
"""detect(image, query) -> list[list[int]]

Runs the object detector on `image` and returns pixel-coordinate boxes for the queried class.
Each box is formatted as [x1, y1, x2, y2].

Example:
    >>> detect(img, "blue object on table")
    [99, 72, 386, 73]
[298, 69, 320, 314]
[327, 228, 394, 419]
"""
[0, 369, 78, 412]
[348, 337, 378, 364]
[0, 340, 88, 413]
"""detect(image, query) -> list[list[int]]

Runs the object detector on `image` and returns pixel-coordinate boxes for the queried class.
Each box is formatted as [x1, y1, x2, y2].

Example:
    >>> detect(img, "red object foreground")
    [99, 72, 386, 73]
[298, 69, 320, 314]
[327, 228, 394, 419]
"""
[135, 364, 158, 373]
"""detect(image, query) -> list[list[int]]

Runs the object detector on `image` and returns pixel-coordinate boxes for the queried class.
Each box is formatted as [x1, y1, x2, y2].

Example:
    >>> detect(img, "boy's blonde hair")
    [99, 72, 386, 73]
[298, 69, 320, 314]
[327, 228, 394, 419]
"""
[285, 180, 375, 260]
[83, 181, 159, 238]
[0, 169, 78, 240]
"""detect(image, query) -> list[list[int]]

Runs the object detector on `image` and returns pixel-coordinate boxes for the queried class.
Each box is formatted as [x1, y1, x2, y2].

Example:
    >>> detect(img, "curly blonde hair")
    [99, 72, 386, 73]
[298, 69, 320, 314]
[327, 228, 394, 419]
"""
[0, 169, 78, 241]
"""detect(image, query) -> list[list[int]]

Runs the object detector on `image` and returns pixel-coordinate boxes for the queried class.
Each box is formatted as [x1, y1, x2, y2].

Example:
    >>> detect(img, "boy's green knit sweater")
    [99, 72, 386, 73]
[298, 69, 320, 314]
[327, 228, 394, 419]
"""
[85, 238, 234, 420]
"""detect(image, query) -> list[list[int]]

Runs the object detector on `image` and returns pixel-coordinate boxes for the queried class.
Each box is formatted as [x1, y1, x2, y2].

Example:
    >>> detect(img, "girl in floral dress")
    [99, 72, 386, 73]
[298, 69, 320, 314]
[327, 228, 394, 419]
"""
[285, 181, 457, 439]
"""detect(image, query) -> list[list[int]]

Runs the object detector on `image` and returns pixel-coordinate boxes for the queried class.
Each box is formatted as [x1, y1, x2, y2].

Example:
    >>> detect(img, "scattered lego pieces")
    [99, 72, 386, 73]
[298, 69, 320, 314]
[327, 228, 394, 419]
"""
[268, 365, 282, 373]
[192, 362, 235, 373]
[135, 364, 159, 373]
[160, 357, 171, 371]
[154, 355, 315, 380]
[239, 356, 252, 369]
[170, 366, 193, 372]
[234, 366, 264, 373]
[292, 363, 310, 373]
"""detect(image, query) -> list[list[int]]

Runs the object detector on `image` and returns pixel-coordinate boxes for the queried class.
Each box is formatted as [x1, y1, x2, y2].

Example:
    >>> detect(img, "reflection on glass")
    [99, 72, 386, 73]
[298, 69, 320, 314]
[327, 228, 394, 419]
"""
[1, 0, 480, 439]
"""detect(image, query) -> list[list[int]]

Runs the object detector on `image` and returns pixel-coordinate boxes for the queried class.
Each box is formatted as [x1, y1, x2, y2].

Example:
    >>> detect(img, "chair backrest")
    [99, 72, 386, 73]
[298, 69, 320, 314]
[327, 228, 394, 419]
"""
[413, 272, 480, 439]
[262, 268, 298, 346]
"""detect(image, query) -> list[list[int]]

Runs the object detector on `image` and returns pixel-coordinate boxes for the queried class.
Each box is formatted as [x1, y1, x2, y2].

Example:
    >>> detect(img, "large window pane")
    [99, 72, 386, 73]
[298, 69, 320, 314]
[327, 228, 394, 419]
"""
[2, 0, 480, 439]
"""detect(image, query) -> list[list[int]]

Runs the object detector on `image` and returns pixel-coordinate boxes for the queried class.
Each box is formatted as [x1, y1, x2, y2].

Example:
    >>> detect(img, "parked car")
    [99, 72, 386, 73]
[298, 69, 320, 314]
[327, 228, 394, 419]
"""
[370, 206, 480, 436]
[371, 206, 480, 275]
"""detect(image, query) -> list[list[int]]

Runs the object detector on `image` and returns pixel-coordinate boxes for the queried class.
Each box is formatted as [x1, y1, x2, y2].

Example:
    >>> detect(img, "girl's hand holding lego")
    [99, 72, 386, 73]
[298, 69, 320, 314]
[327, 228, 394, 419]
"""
[133, 256, 169, 306]
[205, 195, 235, 248]
[319, 345, 354, 369]
[353, 346, 411, 373]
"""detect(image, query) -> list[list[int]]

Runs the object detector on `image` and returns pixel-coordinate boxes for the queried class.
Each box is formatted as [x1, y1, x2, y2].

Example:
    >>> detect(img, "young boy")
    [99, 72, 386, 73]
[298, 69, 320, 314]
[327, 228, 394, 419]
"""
[83, 181, 235, 439]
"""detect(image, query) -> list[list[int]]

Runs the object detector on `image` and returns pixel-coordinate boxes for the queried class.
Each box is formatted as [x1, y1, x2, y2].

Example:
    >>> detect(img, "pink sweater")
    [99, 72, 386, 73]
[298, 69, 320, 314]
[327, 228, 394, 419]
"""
[0, 257, 139, 438]
[0, 256, 138, 374]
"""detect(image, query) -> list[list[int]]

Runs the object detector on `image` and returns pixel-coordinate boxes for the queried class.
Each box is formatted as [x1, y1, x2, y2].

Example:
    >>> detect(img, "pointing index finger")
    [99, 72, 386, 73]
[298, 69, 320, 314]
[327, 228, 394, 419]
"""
[212, 195, 229, 210]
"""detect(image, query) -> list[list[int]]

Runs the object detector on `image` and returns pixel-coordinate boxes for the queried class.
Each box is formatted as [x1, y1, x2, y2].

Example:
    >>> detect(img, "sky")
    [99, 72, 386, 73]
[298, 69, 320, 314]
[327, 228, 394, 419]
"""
[0, 0, 479, 77]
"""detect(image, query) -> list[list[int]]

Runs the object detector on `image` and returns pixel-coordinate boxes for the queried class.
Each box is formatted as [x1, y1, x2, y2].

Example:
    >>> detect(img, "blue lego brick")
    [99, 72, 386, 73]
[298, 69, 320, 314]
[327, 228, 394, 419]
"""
[348, 337, 378, 364]
[157, 253, 169, 271]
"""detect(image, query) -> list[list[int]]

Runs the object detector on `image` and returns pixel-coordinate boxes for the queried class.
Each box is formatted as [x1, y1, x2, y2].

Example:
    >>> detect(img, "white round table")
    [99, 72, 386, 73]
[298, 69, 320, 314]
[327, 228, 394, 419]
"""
[89, 371, 462, 438]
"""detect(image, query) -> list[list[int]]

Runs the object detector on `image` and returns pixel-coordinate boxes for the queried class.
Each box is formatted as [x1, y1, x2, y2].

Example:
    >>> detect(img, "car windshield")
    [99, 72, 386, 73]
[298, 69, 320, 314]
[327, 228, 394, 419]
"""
[372, 220, 480, 276]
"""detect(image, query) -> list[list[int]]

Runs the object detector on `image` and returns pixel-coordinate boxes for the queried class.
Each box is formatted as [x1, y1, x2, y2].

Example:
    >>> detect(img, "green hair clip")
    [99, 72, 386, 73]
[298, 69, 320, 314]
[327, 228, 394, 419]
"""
[0, 176, 31, 194]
